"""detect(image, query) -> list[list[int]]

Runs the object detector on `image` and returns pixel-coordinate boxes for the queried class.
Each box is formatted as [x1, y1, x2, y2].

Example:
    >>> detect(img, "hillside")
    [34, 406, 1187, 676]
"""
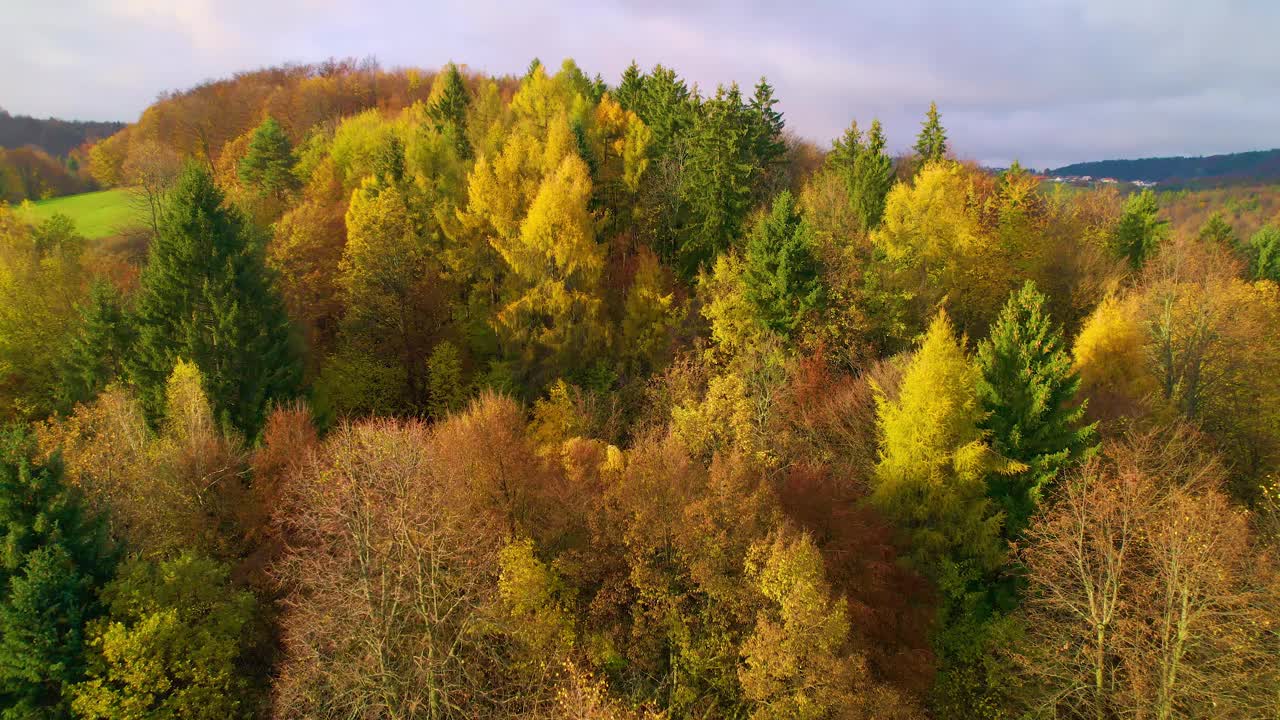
[0, 109, 124, 157]
[16, 187, 141, 238]
[1051, 148, 1280, 186]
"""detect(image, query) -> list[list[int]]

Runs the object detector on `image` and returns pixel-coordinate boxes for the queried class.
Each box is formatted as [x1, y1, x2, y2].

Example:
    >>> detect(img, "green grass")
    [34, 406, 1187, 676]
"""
[17, 188, 144, 239]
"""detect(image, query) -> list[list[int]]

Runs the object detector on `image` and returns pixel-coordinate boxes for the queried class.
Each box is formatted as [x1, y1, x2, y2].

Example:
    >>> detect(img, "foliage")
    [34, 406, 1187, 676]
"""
[1111, 188, 1167, 270]
[742, 191, 824, 338]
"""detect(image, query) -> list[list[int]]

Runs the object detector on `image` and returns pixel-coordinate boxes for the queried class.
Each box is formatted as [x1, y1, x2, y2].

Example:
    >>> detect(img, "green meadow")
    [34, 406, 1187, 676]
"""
[17, 188, 142, 238]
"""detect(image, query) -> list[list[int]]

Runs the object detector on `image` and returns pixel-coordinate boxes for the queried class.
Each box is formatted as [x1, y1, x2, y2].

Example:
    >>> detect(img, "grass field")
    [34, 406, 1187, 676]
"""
[17, 188, 144, 239]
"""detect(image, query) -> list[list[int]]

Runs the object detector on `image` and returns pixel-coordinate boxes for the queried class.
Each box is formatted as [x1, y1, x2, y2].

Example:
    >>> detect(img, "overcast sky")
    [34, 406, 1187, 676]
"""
[4, 0, 1278, 168]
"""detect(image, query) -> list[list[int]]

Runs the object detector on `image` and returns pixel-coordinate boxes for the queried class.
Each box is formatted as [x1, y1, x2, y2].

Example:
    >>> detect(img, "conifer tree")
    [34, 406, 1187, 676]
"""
[976, 281, 1097, 537]
[130, 162, 300, 437]
[0, 429, 114, 718]
[743, 191, 824, 338]
[428, 63, 472, 159]
[872, 310, 1007, 579]
[747, 77, 786, 172]
[1111, 188, 1167, 270]
[57, 280, 135, 412]
[826, 120, 862, 177]
[913, 101, 948, 165]
[850, 119, 894, 231]
[679, 85, 757, 277]
[1250, 224, 1280, 282]
[613, 61, 645, 112]
[237, 117, 298, 200]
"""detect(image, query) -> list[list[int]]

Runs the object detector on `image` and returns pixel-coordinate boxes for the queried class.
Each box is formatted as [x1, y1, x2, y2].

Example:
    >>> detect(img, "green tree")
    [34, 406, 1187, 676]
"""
[678, 85, 757, 277]
[70, 553, 259, 720]
[57, 281, 134, 412]
[1251, 223, 1280, 282]
[850, 120, 894, 231]
[1196, 211, 1236, 247]
[1111, 189, 1167, 270]
[237, 117, 298, 200]
[746, 78, 786, 176]
[130, 162, 300, 437]
[976, 281, 1096, 538]
[743, 191, 824, 338]
[613, 61, 645, 112]
[428, 63, 472, 159]
[0, 430, 114, 719]
[913, 102, 948, 165]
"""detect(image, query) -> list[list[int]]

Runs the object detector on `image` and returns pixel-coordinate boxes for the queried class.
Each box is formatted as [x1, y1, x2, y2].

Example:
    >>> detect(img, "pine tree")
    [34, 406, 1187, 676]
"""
[850, 119, 894, 231]
[613, 61, 645, 112]
[0, 429, 114, 718]
[57, 280, 135, 412]
[743, 191, 824, 338]
[977, 281, 1097, 537]
[1196, 211, 1237, 249]
[826, 119, 862, 176]
[428, 63, 472, 159]
[913, 101, 948, 165]
[237, 117, 298, 200]
[1111, 189, 1167, 270]
[130, 162, 300, 438]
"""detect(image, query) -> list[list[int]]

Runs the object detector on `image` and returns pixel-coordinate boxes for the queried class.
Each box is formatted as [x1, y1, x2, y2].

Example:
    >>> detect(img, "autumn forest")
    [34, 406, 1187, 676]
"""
[2, 58, 1280, 719]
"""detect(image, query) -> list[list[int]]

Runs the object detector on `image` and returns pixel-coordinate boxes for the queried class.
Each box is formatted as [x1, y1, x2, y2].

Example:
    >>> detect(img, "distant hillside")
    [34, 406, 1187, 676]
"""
[1051, 149, 1280, 187]
[0, 110, 125, 157]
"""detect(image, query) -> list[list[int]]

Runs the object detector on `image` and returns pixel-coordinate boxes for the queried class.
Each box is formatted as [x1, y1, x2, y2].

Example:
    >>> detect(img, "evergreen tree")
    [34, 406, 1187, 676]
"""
[633, 65, 693, 158]
[130, 162, 300, 438]
[428, 63, 472, 159]
[0, 429, 114, 719]
[372, 135, 406, 186]
[237, 117, 298, 200]
[976, 281, 1097, 537]
[913, 101, 948, 165]
[56, 280, 134, 412]
[678, 85, 756, 277]
[1196, 211, 1239, 256]
[1111, 188, 1167, 270]
[613, 61, 645, 112]
[747, 77, 786, 172]
[743, 191, 824, 338]
[1250, 224, 1280, 282]
[850, 119, 894, 231]
[826, 119, 861, 176]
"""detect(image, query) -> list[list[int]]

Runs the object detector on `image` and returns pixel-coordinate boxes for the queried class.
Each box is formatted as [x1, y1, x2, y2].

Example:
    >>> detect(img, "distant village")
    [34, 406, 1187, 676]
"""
[1044, 174, 1159, 188]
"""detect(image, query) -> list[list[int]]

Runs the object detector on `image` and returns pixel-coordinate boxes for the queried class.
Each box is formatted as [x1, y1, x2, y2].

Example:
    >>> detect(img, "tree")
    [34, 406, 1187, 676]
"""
[69, 553, 259, 720]
[339, 174, 448, 409]
[0, 430, 114, 719]
[1111, 189, 1167, 270]
[1195, 210, 1235, 248]
[742, 191, 824, 338]
[851, 120, 894, 231]
[1249, 223, 1280, 282]
[57, 281, 134, 412]
[913, 102, 948, 165]
[746, 78, 786, 187]
[428, 63, 472, 159]
[976, 281, 1096, 537]
[872, 310, 1009, 581]
[1013, 436, 1279, 719]
[130, 162, 300, 437]
[236, 116, 299, 201]
[678, 85, 758, 277]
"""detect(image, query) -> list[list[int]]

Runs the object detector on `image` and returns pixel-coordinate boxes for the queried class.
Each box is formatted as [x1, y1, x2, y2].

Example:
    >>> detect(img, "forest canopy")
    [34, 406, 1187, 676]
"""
[2, 57, 1279, 720]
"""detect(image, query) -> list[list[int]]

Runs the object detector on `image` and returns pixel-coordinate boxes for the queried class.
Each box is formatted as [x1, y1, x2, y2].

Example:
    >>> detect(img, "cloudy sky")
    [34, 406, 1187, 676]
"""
[4, 0, 1278, 168]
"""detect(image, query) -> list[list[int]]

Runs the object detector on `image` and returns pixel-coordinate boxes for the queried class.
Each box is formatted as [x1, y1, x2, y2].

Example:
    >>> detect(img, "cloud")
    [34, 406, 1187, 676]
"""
[2, 0, 1278, 167]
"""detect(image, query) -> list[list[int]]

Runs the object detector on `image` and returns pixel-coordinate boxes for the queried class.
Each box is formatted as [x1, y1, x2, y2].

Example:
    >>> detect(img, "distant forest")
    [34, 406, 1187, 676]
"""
[1053, 148, 1280, 186]
[0, 109, 124, 157]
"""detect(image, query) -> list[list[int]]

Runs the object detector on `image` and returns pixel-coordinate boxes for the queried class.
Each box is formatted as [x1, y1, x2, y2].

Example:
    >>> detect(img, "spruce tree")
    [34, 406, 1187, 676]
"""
[826, 120, 861, 179]
[0, 429, 114, 718]
[1111, 189, 1167, 270]
[913, 101, 948, 165]
[678, 85, 756, 277]
[57, 280, 135, 412]
[747, 77, 786, 172]
[743, 191, 824, 338]
[613, 61, 645, 112]
[1250, 224, 1280, 282]
[428, 63, 472, 159]
[130, 162, 300, 438]
[977, 281, 1097, 537]
[237, 117, 298, 200]
[850, 119, 894, 231]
